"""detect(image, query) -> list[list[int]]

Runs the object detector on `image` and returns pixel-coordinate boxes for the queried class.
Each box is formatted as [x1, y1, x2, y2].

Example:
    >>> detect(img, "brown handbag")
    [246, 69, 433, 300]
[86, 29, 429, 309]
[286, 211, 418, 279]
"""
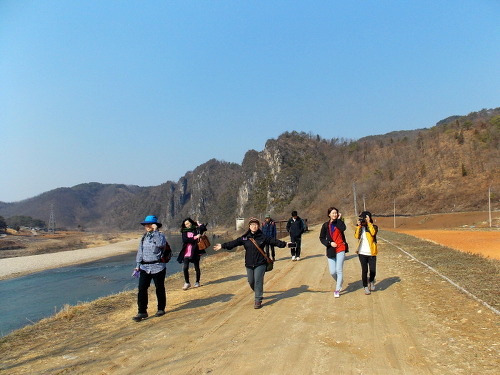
[197, 234, 211, 251]
[249, 238, 274, 272]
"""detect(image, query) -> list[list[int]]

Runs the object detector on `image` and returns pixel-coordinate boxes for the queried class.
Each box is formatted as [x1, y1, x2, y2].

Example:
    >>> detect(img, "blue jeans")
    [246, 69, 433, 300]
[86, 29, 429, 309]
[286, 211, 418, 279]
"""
[327, 251, 345, 291]
[246, 264, 267, 302]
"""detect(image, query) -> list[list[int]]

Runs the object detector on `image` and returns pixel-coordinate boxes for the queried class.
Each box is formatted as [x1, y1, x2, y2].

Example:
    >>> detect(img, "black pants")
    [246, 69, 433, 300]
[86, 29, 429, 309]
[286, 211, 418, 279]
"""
[290, 236, 302, 257]
[358, 254, 377, 287]
[183, 258, 201, 284]
[265, 243, 275, 260]
[137, 268, 166, 314]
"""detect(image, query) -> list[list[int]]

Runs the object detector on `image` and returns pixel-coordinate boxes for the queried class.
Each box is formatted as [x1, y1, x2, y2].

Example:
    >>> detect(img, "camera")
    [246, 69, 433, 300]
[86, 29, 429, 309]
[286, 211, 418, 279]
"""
[358, 216, 367, 226]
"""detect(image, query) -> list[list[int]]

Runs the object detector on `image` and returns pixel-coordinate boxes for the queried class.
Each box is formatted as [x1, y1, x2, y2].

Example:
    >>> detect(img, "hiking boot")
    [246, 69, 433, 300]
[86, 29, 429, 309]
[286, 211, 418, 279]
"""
[194, 282, 201, 288]
[364, 287, 371, 295]
[182, 283, 191, 290]
[334, 290, 340, 298]
[155, 310, 165, 317]
[254, 300, 262, 309]
[370, 282, 376, 291]
[132, 313, 148, 322]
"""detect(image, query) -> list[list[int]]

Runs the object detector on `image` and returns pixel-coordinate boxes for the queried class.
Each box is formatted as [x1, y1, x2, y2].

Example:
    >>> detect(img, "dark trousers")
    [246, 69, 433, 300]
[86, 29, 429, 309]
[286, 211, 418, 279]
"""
[183, 258, 201, 283]
[137, 268, 166, 313]
[265, 244, 275, 260]
[246, 264, 267, 302]
[290, 236, 302, 257]
[358, 254, 377, 287]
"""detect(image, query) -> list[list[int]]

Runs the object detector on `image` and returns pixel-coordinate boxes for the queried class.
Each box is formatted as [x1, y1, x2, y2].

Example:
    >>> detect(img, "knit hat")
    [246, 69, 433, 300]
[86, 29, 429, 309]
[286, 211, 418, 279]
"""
[141, 215, 162, 228]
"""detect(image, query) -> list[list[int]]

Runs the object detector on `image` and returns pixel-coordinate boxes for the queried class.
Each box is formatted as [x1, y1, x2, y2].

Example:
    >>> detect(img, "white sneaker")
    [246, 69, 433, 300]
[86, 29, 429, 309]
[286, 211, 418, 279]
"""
[334, 290, 340, 298]
[296, 257, 300, 261]
[292, 256, 296, 261]
[182, 283, 191, 290]
[194, 282, 200, 288]
[369, 282, 376, 291]
[364, 287, 371, 295]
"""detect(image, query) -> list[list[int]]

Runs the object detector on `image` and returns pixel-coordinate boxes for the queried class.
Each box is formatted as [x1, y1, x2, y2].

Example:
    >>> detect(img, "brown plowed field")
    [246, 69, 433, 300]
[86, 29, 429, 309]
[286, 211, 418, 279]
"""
[375, 211, 500, 259]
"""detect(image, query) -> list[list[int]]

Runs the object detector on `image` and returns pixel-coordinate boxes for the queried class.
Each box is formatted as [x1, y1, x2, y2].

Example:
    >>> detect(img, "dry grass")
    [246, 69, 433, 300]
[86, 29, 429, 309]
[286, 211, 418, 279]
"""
[379, 230, 500, 310]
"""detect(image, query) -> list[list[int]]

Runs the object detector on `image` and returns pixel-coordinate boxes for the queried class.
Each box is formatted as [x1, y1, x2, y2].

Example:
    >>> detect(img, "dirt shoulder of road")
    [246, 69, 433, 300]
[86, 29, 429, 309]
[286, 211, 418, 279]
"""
[1, 220, 498, 374]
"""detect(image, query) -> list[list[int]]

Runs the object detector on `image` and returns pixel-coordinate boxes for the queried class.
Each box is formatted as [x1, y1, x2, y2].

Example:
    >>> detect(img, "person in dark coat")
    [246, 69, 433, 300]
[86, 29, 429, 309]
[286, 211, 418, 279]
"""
[286, 210, 305, 261]
[177, 218, 207, 290]
[214, 218, 292, 309]
[261, 214, 277, 261]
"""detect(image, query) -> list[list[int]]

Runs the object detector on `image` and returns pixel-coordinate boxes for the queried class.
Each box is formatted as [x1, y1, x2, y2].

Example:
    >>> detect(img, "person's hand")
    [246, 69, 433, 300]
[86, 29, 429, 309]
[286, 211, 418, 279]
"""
[357, 219, 362, 226]
[152, 224, 158, 231]
[365, 215, 370, 222]
[213, 244, 222, 251]
[338, 212, 342, 219]
[330, 241, 337, 247]
[194, 234, 200, 240]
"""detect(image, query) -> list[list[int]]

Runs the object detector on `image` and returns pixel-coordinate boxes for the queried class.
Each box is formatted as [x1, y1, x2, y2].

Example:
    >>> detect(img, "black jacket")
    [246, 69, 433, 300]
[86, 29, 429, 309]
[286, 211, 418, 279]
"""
[221, 229, 287, 268]
[286, 217, 305, 238]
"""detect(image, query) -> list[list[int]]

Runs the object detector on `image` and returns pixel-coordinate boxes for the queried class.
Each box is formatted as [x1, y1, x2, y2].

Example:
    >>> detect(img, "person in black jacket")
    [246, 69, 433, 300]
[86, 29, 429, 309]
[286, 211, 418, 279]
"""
[177, 218, 207, 290]
[214, 217, 291, 309]
[286, 210, 305, 261]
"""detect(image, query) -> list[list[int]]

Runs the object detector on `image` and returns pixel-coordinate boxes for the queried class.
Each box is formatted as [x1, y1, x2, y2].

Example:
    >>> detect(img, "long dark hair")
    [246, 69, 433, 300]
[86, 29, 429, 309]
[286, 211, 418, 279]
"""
[180, 217, 197, 232]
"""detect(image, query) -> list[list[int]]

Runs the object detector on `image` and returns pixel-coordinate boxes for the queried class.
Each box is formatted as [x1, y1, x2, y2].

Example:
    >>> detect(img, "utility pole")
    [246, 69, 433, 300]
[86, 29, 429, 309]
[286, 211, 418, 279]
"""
[353, 183, 358, 216]
[48, 204, 56, 233]
[489, 186, 492, 228]
[363, 194, 366, 211]
[393, 199, 396, 229]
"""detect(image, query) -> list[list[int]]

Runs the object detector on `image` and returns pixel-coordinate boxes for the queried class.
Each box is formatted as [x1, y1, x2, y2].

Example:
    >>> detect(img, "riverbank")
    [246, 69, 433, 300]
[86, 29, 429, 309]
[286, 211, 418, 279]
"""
[0, 239, 138, 280]
[1, 224, 498, 374]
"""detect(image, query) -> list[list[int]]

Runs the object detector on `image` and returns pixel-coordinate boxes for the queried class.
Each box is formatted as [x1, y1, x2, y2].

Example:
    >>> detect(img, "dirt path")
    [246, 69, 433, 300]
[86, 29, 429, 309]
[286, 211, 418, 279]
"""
[1, 225, 498, 374]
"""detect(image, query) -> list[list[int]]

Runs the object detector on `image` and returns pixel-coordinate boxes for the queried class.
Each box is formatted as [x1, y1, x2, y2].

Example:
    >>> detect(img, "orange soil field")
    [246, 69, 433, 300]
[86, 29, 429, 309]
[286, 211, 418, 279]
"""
[375, 211, 500, 260]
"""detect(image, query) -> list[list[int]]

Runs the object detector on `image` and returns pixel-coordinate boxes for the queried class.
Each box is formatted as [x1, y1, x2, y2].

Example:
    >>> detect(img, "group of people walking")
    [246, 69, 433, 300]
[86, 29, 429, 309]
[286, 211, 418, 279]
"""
[319, 207, 379, 298]
[132, 208, 378, 321]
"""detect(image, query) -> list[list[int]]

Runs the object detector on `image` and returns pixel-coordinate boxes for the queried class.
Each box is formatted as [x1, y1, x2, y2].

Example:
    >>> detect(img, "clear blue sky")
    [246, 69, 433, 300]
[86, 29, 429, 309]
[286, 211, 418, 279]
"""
[1, 1, 499, 203]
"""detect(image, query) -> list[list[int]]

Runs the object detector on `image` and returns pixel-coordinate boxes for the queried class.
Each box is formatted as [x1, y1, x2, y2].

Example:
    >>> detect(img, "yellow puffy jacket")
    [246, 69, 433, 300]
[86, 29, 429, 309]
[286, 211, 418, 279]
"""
[354, 222, 378, 256]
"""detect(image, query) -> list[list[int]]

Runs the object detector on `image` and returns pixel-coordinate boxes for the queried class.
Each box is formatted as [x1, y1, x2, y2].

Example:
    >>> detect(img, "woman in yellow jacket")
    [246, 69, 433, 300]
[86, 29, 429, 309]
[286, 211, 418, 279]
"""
[354, 211, 378, 295]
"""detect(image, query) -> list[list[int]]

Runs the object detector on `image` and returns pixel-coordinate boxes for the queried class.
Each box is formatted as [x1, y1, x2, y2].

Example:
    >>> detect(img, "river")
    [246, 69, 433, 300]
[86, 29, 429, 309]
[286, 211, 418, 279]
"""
[0, 234, 220, 337]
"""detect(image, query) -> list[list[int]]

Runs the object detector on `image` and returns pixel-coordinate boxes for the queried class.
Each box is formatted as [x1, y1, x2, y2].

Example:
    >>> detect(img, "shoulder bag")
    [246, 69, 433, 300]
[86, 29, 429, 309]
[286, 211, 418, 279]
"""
[249, 238, 274, 272]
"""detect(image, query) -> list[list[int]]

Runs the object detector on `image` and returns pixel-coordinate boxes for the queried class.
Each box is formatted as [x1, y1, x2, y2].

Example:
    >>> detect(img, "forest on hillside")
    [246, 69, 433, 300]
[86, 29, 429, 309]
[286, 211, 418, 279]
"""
[0, 108, 498, 230]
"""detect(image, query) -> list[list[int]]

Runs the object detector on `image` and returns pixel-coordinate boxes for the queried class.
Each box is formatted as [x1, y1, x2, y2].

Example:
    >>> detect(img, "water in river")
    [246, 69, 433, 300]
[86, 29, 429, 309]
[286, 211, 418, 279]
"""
[0, 234, 220, 337]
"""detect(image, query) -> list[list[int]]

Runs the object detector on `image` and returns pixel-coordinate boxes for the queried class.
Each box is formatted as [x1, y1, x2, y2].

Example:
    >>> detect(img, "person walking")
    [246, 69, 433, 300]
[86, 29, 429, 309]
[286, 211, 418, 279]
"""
[177, 218, 207, 290]
[354, 211, 378, 295]
[261, 214, 277, 261]
[286, 210, 305, 261]
[213, 218, 291, 309]
[132, 215, 170, 322]
[319, 207, 348, 298]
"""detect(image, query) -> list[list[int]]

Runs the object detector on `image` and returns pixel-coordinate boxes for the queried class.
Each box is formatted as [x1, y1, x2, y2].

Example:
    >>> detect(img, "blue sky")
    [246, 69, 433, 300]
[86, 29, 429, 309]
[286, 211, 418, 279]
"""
[1, 1, 499, 203]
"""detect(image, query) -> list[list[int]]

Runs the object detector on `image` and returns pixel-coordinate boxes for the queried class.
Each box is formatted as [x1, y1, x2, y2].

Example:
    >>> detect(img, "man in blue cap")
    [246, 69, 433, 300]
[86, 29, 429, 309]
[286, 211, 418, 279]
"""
[132, 215, 170, 322]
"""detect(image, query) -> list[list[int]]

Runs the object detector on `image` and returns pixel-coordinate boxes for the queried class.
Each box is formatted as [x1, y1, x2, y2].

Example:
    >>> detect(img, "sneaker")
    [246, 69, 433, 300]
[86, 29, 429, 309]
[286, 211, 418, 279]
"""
[296, 257, 300, 261]
[334, 290, 340, 298]
[254, 300, 262, 309]
[194, 282, 201, 288]
[364, 287, 371, 295]
[291, 256, 296, 261]
[155, 310, 165, 317]
[369, 282, 376, 291]
[132, 312, 148, 322]
[182, 283, 191, 290]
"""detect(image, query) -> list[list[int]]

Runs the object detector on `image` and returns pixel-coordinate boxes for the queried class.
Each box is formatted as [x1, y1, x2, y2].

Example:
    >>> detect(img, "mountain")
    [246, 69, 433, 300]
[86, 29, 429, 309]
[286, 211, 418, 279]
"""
[1, 108, 499, 231]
